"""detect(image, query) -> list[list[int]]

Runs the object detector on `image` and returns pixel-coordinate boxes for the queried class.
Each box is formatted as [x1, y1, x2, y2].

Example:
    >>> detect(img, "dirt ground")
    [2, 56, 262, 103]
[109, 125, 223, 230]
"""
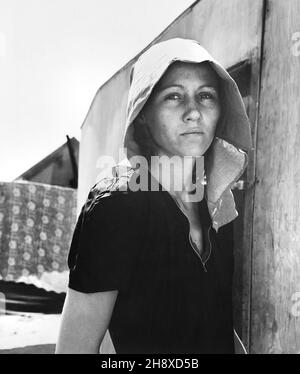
[0, 313, 61, 354]
[0, 344, 56, 354]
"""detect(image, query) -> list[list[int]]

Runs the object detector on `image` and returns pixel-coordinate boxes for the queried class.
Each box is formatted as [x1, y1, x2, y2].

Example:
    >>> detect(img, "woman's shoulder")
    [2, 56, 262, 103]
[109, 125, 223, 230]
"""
[68, 167, 151, 294]
[82, 168, 149, 220]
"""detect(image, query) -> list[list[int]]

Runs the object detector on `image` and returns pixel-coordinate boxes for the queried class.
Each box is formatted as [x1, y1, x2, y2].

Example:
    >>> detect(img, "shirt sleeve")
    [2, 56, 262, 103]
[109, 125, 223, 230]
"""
[67, 189, 147, 294]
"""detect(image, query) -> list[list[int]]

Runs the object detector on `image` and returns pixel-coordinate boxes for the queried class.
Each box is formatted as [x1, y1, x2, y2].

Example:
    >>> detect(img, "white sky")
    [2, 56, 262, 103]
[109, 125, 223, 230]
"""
[0, 0, 196, 181]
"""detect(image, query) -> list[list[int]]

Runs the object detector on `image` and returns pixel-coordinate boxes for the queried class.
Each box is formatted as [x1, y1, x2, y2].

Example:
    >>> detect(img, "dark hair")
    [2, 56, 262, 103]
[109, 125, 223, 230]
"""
[132, 116, 155, 161]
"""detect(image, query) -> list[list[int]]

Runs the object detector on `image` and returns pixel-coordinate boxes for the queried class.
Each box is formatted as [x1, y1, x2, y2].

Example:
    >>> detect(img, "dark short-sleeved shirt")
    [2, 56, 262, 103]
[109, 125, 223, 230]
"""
[67, 173, 235, 354]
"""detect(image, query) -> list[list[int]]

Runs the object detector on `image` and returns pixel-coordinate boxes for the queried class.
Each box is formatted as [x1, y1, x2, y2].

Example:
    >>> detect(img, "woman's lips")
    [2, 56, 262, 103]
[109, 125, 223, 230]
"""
[181, 131, 204, 136]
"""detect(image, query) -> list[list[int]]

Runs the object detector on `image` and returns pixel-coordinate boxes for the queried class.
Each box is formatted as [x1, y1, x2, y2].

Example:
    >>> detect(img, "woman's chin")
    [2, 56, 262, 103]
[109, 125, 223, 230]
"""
[156, 146, 206, 158]
[180, 148, 205, 158]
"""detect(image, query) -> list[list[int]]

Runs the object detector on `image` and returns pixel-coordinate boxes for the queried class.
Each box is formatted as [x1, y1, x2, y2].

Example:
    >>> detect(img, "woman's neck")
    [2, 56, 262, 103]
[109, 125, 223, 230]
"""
[149, 152, 205, 204]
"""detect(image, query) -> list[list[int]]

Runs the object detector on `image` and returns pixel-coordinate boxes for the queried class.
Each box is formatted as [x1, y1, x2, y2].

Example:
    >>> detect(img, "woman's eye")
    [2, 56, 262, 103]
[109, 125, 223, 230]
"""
[165, 93, 182, 101]
[198, 92, 216, 101]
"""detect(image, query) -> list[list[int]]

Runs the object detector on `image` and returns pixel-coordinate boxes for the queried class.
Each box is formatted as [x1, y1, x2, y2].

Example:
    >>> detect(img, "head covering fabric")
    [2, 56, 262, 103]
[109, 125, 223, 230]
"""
[121, 38, 252, 232]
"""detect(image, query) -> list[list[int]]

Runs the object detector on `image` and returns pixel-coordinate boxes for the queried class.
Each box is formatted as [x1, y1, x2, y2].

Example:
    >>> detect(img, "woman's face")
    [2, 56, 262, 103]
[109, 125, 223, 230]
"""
[142, 61, 221, 158]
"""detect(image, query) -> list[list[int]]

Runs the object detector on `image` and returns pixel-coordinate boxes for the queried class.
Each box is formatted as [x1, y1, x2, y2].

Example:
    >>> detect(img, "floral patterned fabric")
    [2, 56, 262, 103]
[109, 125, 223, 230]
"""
[0, 181, 77, 292]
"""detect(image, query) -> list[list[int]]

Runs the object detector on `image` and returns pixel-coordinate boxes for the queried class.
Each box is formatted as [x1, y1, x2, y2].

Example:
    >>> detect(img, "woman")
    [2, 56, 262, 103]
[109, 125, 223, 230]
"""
[56, 38, 252, 354]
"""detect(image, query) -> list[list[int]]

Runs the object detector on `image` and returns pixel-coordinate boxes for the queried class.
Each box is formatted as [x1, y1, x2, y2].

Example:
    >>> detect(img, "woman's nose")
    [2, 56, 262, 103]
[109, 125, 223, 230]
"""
[183, 99, 201, 122]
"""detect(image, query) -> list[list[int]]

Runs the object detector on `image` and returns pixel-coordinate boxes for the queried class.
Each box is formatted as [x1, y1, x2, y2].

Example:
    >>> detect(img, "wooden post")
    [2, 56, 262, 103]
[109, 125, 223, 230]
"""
[251, 0, 300, 353]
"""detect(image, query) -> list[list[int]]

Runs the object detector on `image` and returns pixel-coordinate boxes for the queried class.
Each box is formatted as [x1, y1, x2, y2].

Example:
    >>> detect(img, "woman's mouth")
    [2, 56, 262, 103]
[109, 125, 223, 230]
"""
[181, 131, 204, 136]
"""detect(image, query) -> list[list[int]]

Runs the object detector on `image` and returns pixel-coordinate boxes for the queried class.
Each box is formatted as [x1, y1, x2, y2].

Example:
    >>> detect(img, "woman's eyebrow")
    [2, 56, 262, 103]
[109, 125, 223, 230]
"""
[156, 83, 218, 93]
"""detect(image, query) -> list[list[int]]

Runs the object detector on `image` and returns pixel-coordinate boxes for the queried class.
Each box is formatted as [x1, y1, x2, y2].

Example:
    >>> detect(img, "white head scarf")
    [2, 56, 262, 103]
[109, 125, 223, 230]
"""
[121, 38, 252, 232]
